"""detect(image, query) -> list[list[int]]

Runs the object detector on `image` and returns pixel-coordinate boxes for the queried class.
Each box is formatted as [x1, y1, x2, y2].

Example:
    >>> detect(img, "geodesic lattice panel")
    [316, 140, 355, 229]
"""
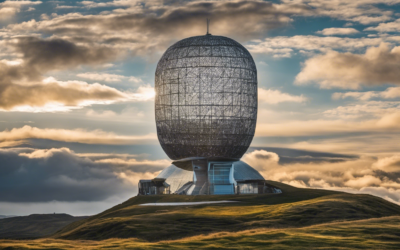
[155, 35, 257, 160]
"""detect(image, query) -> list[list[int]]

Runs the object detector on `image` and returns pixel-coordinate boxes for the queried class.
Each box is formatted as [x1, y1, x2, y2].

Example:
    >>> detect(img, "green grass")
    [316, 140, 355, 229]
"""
[52, 181, 400, 241]
[1, 216, 400, 249]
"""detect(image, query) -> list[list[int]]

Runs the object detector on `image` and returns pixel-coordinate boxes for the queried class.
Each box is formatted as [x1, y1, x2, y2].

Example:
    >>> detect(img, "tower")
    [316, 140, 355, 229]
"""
[138, 26, 280, 195]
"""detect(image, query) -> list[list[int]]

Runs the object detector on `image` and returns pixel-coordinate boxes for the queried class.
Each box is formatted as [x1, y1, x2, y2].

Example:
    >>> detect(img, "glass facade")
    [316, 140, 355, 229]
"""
[237, 183, 258, 194]
[208, 163, 234, 194]
[138, 180, 170, 195]
[209, 164, 231, 185]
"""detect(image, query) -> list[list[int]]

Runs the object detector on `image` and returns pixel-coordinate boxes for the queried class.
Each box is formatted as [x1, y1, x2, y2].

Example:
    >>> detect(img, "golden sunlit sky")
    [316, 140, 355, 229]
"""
[1, 0, 400, 215]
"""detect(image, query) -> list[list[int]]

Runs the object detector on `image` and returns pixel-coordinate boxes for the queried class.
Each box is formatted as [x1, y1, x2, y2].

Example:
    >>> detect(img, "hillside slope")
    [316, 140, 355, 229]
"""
[2, 216, 400, 249]
[0, 214, 88, 239]
[53, 181, 400, 241]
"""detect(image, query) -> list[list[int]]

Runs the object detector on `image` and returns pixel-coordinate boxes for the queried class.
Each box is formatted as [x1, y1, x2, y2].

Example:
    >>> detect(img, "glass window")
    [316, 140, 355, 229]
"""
[209, 164, 232, 185]
[238, 183, 258, 194]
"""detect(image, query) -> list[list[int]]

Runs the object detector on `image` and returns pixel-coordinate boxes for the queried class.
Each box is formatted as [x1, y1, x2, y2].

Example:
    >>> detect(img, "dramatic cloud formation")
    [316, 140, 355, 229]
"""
[77, 72, 143, 83]
[0, 77, 154, 112]
[243, 149, 400, 205]
[0, 36, 153, 112]
[0, 1, 309, 112]
[258, 88, 307, 104]
[0, 0, 41, 20]
[0, 78, 128, 112]
[282, 0, 398, 24]
[78, 0, 400, 26]
[316, 27, 359, 36]
[3, 0, 400, 215]
[247, 35, 383, 57]
[6, 1, 311, 48]
[295, 43, 400, 89]
[0, 126, 157, 145]
[0, 36, 137, 112]
[365, 18, 400, 33]
[333, 87, 400, 100]
[13, 37, 117, 72]
[255, 107, 400, 145]
[323, 101, 400, 119]
[0, 147, 167, 202]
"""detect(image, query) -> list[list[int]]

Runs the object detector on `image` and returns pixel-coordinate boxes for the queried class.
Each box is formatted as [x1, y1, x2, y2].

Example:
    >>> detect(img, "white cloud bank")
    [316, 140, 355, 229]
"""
[316, 28, 359, 36]
[0, 126, 157, 145]
[0, 0, 41, 20]
[333, 87, 400, 100]
[258, 88, 307, 104]
[0, 77, 154, 113]
[295, 43, 400, 89]
[243, 149, 400, 205]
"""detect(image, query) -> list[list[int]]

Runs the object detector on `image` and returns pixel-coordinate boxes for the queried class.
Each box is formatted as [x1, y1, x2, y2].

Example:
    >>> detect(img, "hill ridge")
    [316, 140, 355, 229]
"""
[0, 214, 88, 239]
[52, 181, 400, 241]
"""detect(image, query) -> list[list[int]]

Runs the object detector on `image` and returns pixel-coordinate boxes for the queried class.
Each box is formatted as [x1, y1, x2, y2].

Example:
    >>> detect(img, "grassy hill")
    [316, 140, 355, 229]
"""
[51, 181, 400, 242]
[0, 216, 16, 220]
[0, 214, 88, 239]
[2, 216, 400, 249]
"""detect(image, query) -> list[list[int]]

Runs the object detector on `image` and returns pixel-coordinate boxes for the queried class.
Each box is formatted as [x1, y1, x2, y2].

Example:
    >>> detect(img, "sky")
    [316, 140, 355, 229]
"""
[1, 0, 400, 216]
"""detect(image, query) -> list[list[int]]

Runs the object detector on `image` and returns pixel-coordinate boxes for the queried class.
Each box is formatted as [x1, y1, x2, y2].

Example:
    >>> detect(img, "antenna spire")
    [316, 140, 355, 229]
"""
[206, 19, 211, 35]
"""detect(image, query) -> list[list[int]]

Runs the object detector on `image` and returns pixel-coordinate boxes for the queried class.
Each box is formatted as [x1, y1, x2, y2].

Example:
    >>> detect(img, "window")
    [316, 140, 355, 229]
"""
[209, 164, 232, 185]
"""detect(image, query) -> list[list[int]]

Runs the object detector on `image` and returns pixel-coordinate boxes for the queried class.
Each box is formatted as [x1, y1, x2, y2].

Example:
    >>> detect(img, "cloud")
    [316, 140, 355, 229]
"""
[316, 27, 359, 36]
[258, 88, 307, 104]
[12, 37, 118, 73]
[79, 0, 138, 8]
[6, 1, 311, 53]
[249, 147, 357, 165]
[0, 36, 140, 112]
[273, 133, 400, 155]
[365, 18, 400, 33]
[130, 85, 155, 101]
[0, 77, 155, 113]
[373, 155, 400, 172]
[86, 109, 118, 118]
[295, 43, 400, 89]
[55, 5, 78, 9]
[85, 105, 147, 120]
[0, 126, 157, 145]
[0, 77, 133, 112]
[0, 1, 42, 20]
[84, 0, 400, 26]
[77, 72, 124, 82]
[281, 0, 397, 25]
[0, 39, 152, 112]
[247, 35, 383, 57]
[333, 87, 400, 100]
[242, 149, 400, 205]
[322, 101, 400, 119]
[77, 72, 143, 84]
[0, 147, 167, 202]
[255, 110, 400, 138]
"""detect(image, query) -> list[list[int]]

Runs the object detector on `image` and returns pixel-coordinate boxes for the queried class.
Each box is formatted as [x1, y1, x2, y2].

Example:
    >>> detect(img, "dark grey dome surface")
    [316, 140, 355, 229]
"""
[155, 35, 258, 161]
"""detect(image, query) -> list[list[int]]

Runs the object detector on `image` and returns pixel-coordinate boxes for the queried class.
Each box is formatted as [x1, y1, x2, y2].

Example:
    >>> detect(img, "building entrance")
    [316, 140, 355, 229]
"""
[208, 163, 234, 195]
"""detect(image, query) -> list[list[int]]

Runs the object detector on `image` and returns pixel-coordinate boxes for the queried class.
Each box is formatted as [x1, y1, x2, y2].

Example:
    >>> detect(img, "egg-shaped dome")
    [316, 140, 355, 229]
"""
[155, 34, 257, 160]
